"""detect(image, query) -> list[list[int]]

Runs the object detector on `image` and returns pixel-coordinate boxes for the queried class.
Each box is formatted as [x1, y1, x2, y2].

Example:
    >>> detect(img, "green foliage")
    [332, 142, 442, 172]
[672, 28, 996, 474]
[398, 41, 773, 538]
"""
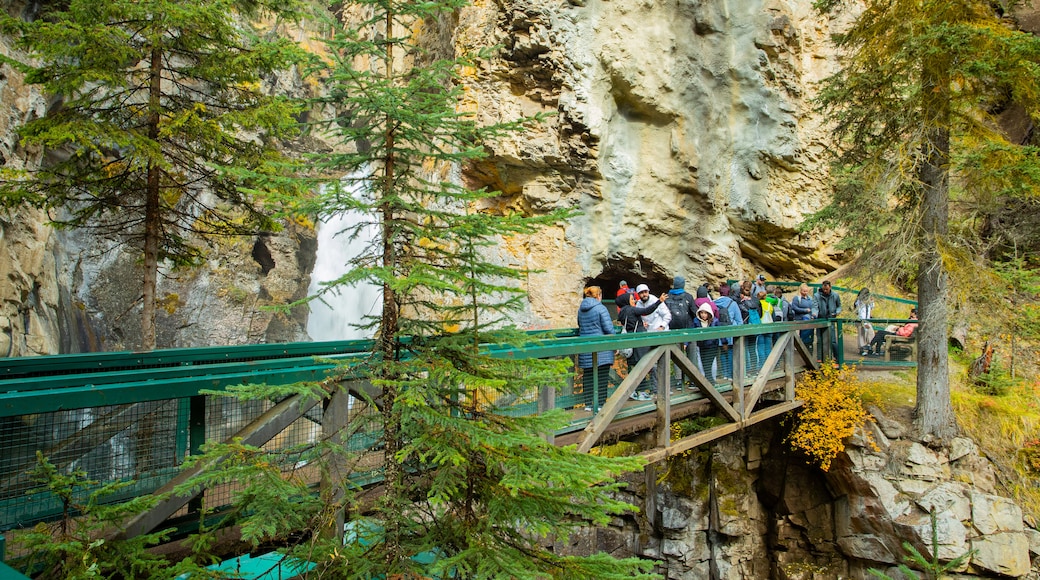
[200, 1, 657, 578]
[971, 360, 1020, 396]
[0, 0, 310, 348]
[868, 509, 974, 579]
[177, 438, 323, 547]
[808, 0, 1040, 439]
[657, 417, 725, 497]
[12, 452, 213, 579]
[809, 0, 1040, 295]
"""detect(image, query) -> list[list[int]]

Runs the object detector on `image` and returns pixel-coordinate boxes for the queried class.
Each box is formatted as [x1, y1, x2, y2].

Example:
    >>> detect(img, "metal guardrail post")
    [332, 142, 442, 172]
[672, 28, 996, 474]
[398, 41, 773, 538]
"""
[187, 395, 206, 515]
[835, 320, 846, 367]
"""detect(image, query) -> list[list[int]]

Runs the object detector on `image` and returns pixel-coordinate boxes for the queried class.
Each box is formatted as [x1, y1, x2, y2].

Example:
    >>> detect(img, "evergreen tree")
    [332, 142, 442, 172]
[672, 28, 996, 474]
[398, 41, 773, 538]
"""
[0, 0, 309, 350]
[257, 1, 655, 577]
[809, 0, 1040, 440]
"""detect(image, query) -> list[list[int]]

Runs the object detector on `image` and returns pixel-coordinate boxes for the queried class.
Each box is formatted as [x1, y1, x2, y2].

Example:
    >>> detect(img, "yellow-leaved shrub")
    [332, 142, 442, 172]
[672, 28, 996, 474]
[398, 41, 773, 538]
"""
[785, 364, 874, 471]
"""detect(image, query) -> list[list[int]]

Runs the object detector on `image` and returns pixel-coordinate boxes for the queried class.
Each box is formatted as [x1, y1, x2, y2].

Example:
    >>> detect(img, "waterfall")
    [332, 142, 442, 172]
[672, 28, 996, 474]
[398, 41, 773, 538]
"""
[307, 180, 382, 342]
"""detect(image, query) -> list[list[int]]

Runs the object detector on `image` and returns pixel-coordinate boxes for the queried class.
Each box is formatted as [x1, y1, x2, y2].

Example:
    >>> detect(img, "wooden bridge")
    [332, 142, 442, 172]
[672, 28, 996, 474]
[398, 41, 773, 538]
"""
[0, 317, 914, 553]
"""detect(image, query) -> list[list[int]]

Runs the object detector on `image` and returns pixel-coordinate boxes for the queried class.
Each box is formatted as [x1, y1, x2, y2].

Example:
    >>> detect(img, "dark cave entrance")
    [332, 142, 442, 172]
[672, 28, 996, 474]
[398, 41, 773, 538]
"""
[585, 257, 672, 314]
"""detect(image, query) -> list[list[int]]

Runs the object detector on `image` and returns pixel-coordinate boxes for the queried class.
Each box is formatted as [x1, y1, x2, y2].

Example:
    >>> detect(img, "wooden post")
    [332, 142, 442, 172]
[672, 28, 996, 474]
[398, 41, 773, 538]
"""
[320, 384, 351, 542]
[733, 335, 746, 419]
[538, 382, 556, 444]
[656, 350, 670, 450]
[785, 331, 796, 402]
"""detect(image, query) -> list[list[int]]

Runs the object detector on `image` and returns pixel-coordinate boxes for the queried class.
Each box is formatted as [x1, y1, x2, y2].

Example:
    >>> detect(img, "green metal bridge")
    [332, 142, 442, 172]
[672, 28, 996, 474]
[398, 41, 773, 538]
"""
[0, 291, 917, 573]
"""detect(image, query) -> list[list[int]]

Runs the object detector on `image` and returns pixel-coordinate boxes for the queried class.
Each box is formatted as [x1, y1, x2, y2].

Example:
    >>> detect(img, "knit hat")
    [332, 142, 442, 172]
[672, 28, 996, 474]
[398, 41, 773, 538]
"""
[696, 286, 708, 299]
[672, 276, 685, 289]
[635, 284, 650, 293]
[718, 284, 730, 297]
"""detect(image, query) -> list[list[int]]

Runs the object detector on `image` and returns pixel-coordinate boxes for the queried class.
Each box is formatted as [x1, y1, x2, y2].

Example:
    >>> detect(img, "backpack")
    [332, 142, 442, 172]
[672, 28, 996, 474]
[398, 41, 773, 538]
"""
[714, 298, 733, 325]
[760, 300, 773, 324]
[747, 302, 762, 325]
[665, 293, 693, 329]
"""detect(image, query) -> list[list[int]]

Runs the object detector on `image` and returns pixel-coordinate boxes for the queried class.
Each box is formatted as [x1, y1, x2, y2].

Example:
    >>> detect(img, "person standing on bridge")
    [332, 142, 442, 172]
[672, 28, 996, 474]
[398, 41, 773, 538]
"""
[854, 287, 875, 356]
[578, 285, 615, 412]
[618, 289, 667, 400]
[636, 284, 671, 332]
[790, 283, 816, 353]
[714, 283, 742, 379]
[814, 281, 842, 360]
[694, 302, 721, 383]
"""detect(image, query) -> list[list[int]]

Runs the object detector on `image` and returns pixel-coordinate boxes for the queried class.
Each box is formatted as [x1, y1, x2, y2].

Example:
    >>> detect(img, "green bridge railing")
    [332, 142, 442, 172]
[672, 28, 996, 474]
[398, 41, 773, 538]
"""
[0, 302, 916, 564]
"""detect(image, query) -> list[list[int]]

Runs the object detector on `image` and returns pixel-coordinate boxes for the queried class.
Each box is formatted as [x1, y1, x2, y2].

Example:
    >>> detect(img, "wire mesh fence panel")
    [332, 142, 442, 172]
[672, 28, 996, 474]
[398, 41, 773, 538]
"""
[0, 400, 183, 531]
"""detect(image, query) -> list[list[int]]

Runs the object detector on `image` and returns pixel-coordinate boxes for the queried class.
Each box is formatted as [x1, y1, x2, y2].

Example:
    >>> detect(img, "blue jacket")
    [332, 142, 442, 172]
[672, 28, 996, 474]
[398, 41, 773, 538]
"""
[790, 295, 814, 320]
[714, 296, 742, 346]
[577, 297, 615, 368]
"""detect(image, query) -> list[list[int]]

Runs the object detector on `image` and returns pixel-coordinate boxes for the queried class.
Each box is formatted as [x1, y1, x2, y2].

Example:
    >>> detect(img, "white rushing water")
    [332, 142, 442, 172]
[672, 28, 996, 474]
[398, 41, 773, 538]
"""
[306, 182, 382, 341]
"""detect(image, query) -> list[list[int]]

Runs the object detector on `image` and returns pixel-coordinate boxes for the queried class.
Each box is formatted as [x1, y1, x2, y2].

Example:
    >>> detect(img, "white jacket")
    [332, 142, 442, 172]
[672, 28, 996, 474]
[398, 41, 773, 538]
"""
[638, 295, 672, 331]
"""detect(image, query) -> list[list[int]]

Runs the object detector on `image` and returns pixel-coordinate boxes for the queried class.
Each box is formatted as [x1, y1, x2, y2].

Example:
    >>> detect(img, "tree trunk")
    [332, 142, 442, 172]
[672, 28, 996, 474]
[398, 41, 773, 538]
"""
[914, 123, 958, 441]
[141, 44, 163, 352]
[379, 5, 405, 569]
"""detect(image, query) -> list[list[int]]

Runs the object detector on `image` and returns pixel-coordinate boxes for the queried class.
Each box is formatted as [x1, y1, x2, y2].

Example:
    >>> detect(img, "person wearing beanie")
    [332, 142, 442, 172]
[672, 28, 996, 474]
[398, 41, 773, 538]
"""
[665, 277, 697, 331]
[617, 280, 630, 298]
[615, 288, 634, 310]
[694, 285, 719, 319]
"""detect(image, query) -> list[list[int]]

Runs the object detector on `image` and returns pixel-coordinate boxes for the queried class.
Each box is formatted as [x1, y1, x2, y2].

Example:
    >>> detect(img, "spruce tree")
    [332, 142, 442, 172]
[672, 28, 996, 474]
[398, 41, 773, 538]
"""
[269, 1, 656, 577]
[0, 0, 308, 350]
[810, 0, 1040, 440]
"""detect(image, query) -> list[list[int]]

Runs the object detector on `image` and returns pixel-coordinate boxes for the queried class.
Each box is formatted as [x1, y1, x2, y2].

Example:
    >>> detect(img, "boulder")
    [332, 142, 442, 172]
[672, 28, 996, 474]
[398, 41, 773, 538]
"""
[970, 532, 1030, 577]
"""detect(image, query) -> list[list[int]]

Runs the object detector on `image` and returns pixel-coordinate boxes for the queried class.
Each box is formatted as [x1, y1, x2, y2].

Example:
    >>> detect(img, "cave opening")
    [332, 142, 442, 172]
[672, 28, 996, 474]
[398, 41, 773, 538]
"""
[585, 256, 672, 311]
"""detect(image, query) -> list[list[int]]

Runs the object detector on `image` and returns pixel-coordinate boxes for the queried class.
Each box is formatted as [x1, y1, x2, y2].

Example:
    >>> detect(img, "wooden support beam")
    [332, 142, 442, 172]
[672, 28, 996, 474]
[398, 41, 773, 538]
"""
[792, 332, 819, 371]
[112, 392, 321, 540]
[640, 400, 803, 463]
[745, 333, 792, 414]
[655, 351, 670, 449]
[576, 347, 666, 453]
[733, 336, 746, 414]
[667, 345, 740, 422]
[0, 401, 165, 495]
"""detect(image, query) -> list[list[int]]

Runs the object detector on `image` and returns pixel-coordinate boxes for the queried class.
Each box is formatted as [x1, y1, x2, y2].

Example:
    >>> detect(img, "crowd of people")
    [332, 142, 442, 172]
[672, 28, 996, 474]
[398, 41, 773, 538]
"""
[576, 275, 917, 410]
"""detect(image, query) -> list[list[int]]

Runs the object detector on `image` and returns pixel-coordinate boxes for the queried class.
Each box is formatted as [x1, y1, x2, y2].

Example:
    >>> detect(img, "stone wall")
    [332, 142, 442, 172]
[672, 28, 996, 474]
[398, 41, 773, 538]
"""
[456, 0, 852, 328]
[566, 409, 1039, 579]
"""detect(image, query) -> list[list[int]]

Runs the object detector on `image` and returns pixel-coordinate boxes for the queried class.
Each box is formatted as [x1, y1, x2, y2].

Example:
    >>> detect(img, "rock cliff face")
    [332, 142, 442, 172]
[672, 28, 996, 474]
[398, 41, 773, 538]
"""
[0, 0, 849, 350]
[575, 407, 1039, 579]
[457, 0, 850, 326]
[0, 0, 844, 349]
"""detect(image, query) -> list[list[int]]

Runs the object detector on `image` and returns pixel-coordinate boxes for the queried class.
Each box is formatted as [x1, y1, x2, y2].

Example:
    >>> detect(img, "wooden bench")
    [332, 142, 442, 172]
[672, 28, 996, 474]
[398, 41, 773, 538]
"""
[884, 330, 917, 361]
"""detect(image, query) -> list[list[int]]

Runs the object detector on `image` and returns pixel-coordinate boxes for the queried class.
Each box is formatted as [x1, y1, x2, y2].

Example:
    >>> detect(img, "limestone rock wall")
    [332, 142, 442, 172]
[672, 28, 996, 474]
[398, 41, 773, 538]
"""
[0, 0, 850, 348]
[458, 0, 850, 327]
[567, 411, 1039, 579]
[0, 12, 316, 353]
